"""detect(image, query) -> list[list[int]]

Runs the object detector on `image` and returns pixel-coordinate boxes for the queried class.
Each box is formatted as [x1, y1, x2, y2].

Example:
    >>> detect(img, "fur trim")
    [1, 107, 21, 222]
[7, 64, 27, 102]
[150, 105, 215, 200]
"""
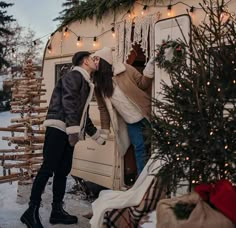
[66, 126, 81, 134]
[72, 66, 91, 83]
[43, 119, 66, 132]
[113, 62, 126, 76]
[71, 66, 95, 137]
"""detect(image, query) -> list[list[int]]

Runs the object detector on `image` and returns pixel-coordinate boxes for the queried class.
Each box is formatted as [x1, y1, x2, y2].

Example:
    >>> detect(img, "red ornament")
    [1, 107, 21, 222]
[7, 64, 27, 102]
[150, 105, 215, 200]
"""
[176, 46, 182, 51]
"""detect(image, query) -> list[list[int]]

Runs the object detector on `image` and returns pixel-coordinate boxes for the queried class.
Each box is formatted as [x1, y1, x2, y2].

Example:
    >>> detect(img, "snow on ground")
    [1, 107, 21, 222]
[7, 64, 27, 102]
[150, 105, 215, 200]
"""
[0, 111, 156, 227]
[0, 111, 91, 227]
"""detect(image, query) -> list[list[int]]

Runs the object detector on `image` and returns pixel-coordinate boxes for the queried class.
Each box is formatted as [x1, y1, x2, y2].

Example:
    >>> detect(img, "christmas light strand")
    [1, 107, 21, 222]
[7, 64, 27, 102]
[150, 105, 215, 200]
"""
[12, 0, 234, 53]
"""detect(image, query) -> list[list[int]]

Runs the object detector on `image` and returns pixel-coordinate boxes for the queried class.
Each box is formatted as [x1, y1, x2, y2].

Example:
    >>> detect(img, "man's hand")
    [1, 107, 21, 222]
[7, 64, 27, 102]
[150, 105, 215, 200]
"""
[143, 57, 155, 78]
[68, 133, 79, 147]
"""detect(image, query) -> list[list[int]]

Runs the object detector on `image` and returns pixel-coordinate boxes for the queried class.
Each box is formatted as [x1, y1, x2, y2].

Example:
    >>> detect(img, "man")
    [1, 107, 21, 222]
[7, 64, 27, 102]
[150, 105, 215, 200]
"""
[20, 51, 106, 228]
[92, 47, 154, 175]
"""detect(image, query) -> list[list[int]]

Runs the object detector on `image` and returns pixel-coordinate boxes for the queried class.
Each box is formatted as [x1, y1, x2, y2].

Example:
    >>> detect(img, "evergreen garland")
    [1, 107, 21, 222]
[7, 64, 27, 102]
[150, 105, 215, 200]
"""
[155, 39, 186, 72]
[55, 0, 165, 27]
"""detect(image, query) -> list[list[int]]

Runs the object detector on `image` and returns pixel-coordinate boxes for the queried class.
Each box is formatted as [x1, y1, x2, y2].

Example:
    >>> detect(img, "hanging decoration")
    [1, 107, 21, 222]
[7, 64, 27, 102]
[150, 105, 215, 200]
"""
[132, 13, 161, 62]
[155, 39, 186, 70]
[124, 19, 133, 61]
[139, 16, 152, 62]
[149, 13, 161, 57]
[114, 21, 125, 62]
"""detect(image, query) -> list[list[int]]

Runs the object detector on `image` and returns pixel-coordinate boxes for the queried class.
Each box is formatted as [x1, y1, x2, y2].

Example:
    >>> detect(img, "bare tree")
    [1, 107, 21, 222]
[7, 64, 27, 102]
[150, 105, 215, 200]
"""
[2, 22, 44, 67]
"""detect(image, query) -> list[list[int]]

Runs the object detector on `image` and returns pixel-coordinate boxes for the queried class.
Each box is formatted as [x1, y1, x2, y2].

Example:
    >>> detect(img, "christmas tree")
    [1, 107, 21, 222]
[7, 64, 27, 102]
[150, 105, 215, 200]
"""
[0, 59, 47, 184]
[152, 0, 236, 193]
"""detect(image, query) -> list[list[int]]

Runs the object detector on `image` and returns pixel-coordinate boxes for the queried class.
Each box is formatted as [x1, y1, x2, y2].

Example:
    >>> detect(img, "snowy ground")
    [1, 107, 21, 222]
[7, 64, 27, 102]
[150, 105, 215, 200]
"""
[0, 111, 91, 228]
[0, 111, 156, 228]
[0, 177, 92, 228]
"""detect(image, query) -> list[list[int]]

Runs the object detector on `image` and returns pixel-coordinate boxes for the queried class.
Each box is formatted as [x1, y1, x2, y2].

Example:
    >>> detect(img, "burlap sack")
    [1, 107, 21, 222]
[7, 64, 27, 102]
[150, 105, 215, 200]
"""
[156, 192, 235, 228]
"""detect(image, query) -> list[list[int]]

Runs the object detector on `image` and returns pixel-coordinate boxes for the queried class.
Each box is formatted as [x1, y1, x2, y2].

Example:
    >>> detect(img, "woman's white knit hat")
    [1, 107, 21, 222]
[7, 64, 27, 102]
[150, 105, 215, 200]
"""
[92, 47, 113, 65]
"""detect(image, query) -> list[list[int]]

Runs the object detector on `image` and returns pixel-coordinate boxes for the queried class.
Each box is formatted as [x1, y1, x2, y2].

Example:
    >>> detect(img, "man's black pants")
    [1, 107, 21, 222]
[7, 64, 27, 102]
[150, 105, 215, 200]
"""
[30, 127, 74, 203]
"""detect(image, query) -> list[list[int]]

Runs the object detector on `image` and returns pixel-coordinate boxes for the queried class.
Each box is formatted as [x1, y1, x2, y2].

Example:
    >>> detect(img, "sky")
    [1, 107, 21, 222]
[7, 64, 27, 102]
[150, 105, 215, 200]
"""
[6, 0, 65, 44]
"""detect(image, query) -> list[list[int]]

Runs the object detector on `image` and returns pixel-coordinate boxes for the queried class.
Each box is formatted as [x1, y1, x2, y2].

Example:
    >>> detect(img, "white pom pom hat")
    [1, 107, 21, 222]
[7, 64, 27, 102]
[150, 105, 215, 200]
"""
[92, 47, 113, 65]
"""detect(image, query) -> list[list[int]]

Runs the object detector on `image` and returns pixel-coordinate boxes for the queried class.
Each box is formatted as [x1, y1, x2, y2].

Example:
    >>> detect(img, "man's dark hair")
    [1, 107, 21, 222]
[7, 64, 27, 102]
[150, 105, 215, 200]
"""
[93, 58, 114, 98]
[72, 51, 91, 66]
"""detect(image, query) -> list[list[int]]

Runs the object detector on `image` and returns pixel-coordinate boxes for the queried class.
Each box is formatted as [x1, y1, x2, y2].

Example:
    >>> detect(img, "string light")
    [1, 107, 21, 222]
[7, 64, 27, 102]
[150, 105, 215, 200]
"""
[190, 6, 195, 13]
[48, 32, 54, 40]
[220, 11, 230, 24]
[93, 37, 97, 47]
[127, 9, 131, 18]
[63, 27, 69, 37]
[111, 27, 115, 37]
[76, 36, 81, 47]
[47, 44, 52, 53]
[167, 5, 172, 16]
[52, 25, 116, 48]
[141, 5, 147, 16]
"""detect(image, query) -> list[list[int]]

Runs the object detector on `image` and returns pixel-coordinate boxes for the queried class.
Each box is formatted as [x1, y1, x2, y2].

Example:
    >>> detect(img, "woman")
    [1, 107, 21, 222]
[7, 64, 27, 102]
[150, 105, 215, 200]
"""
[92, 47, 155, 175]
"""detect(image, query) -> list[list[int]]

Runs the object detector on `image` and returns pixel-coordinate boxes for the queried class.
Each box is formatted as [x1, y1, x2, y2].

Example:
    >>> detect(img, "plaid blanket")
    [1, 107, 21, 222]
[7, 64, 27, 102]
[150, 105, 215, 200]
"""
[102, 176, 165, 228]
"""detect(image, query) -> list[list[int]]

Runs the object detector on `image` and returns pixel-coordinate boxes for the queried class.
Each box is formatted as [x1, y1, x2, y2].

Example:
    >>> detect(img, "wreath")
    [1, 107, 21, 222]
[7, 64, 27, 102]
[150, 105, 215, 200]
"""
[155, 39, 186, 71]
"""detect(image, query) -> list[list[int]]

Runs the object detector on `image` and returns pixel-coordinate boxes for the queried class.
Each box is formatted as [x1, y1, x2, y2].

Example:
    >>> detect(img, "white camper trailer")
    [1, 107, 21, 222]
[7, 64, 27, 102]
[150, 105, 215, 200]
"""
[41, 0, 236, 190]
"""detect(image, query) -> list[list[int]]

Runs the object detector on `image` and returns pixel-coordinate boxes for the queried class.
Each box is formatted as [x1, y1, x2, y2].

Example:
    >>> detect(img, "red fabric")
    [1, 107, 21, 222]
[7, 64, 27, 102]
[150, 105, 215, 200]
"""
[194, 183, 213, 201]
[195, 179, 236, 223]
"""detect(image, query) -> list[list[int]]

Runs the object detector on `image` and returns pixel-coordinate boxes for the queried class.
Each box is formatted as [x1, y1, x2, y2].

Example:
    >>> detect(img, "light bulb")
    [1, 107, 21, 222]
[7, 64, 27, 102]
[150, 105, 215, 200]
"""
[111, 27, 115, 37]
[141, 5, 147, 16]
[76, 36, 81, 47]
[63, 27, 69, 37]
[167, 5, 172, 16]
[93, 37, 97, 47]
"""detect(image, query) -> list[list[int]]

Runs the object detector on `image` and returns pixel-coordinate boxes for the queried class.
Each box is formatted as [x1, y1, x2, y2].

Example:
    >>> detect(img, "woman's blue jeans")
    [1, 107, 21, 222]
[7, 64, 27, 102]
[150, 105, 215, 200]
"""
[127, 118, 148, 175]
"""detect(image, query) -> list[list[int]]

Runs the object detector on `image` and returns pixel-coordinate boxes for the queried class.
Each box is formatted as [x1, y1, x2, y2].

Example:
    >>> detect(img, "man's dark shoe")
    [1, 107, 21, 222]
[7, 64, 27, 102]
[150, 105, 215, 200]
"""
[20, 201, 43, 228]
[49, 202, 78, 224]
